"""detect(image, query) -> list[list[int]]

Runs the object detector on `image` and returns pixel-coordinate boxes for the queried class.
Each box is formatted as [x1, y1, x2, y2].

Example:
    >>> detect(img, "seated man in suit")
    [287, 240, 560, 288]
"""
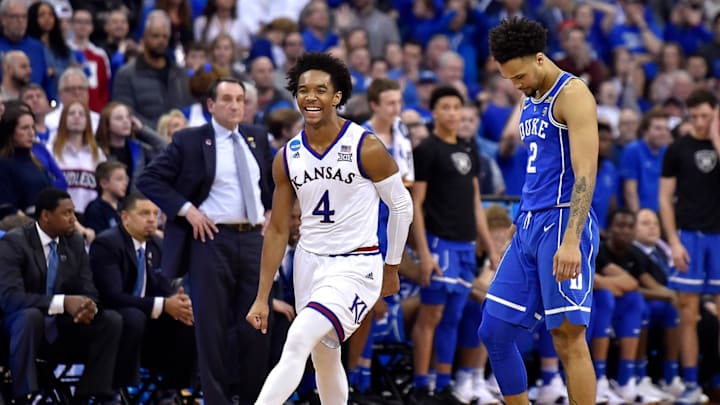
[89, 192, 196, 403]
[0, 187, 122, 405]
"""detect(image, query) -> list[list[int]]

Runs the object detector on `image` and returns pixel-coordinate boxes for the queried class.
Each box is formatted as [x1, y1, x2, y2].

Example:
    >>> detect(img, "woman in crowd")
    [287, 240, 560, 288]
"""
[26, 1, 76, 100]
[95, 102, 157, 193]
[0, 105, 54, 219]
[48, 101, 106, 216]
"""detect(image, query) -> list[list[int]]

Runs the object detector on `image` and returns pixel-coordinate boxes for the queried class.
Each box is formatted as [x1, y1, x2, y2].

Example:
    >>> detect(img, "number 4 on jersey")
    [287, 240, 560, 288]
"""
[313, 190, 335, 223]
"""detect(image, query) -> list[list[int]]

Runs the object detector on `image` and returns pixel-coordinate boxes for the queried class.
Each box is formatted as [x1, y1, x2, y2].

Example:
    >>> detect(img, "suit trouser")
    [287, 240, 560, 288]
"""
[188, 228, 271, 405]
[2, 307, 122, 398]
[115, 307, 196, 388]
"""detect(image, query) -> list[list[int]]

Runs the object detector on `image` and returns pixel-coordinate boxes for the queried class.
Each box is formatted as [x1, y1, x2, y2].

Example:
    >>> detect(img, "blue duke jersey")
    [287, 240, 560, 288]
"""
[484, 71, 599, 330]
[519, 71, 576, 211]
[283, 120, 380, 255]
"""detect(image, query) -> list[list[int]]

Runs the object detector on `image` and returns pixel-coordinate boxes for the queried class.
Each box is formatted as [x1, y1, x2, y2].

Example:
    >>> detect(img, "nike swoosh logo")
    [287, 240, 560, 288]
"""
[543, 223, 556, 232]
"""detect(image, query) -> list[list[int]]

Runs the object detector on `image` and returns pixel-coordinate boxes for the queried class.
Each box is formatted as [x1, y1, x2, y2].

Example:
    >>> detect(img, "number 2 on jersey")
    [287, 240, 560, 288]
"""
[527, 141, 538, 174]
[312, 190, 335, 223]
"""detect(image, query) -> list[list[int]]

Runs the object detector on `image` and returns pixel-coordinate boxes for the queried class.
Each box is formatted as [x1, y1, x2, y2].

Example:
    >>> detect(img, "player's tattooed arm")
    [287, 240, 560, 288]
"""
[567, 175, 595, 239]
[555, 79, 599, 245]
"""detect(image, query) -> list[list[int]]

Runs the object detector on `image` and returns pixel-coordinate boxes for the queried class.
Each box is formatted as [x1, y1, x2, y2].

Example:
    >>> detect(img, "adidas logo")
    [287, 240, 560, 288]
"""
[365, 272, 374, 280]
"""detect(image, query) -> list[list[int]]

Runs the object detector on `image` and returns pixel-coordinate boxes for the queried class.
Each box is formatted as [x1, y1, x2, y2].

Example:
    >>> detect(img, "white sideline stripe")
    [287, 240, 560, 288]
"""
[669, 277, 704, 285]
[545, 305, 591, 315]
[485, 293, 526, 312]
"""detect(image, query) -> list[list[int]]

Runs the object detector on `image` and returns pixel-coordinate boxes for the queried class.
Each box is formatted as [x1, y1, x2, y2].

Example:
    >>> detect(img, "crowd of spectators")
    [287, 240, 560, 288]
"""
[0, 0, 719, 403]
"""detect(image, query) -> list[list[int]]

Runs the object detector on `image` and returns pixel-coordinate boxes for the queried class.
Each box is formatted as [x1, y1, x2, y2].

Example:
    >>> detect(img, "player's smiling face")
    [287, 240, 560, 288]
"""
[296, 69, 342, 127]
[498, 54, 542, 97]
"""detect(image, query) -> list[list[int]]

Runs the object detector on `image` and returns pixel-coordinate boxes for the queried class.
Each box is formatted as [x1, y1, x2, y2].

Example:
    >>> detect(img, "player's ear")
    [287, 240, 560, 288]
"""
[536, 52, 544, 65]
[333, 91, 342, 107]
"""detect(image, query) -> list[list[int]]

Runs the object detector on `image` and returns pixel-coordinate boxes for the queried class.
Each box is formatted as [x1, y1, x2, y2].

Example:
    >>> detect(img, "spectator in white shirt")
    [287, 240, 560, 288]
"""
[47, 100, 106, 214]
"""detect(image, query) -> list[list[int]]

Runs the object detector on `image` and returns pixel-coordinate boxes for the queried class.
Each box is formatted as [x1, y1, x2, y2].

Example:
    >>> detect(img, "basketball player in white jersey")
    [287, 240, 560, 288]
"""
[246, 52, 414, 404]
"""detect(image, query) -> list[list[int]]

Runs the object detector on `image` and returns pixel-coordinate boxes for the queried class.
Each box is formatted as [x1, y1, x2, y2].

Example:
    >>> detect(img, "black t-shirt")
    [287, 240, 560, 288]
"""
[661, 136, 720, 232]
[595, 241, 653, 280]
[413, 134, 478, 241]
[82, 198, 120, 235]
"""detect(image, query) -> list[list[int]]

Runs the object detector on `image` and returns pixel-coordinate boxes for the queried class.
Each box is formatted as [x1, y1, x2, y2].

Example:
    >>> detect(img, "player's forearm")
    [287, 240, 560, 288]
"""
[474, 204, 496, 257]
[659, 197, 680, 246]
[256, 228, 289, 302]
[410, 204, 431, 259]
[563, 173, 596, 245]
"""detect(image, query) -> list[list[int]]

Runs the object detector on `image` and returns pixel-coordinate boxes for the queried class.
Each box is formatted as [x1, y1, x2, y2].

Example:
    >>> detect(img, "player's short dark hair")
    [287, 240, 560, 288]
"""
[607, 207, 636, 228]
[95, 161, 127, 188]
[36, 187, 71, 216]
[286, 52, 353, 107]
[686, 88, 718, 109]
[208, 77, 245, 101]
[122, 192, 149, 212]
[366, 77, 401, 105]
[429, 85, 464, 111]
[489, 17, 547, 64]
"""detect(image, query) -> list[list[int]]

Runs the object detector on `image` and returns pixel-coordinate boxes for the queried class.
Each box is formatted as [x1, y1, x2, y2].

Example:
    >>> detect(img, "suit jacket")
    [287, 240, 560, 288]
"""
[89, 226, 172, 316]
[0, 223, 98, 315]
[136, 123, 273, 278]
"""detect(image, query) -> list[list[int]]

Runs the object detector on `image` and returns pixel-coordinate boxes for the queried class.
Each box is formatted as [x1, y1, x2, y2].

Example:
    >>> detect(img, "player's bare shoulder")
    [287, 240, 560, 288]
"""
[359, 132, 399, 182]
[553, 78, 597, 125]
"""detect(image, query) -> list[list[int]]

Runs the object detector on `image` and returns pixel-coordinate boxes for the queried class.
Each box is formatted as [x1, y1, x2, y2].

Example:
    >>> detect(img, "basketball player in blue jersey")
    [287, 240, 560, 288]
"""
[246, 52, 413, 405]
[478, 17, 600, 405]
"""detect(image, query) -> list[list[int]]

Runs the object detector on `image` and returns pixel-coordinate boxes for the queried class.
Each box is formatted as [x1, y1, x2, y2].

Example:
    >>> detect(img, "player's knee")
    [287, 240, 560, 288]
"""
[478, 313, 516, 350]
[416, 304, 444, 328]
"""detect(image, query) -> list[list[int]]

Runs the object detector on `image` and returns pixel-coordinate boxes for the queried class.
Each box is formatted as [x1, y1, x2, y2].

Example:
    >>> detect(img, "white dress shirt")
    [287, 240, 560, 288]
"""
[192, 118, 264, 224]
[36, 223, 65, 315]
[131, 237, 164, 319]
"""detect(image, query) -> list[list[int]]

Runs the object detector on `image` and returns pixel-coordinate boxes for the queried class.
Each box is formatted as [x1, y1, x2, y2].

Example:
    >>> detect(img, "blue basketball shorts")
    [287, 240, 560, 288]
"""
[484, 207, 599, 330]
[667, 230, 720, 294]
[419, 233, 476, 305]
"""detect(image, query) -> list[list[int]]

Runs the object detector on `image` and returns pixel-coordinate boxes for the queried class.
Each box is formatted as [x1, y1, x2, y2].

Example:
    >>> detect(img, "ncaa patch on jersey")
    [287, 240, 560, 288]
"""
[289, 139, 301, 152]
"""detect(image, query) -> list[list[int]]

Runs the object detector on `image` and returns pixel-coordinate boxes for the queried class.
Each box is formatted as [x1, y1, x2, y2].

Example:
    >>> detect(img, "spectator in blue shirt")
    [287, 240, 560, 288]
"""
[609, 0, 664, 64]
[620, 108, 672, 212]
[593, 122, 619, 233]
[664, 0, 713, 56]
[300, 0, 339, 52]
[0, 0, 53, 101]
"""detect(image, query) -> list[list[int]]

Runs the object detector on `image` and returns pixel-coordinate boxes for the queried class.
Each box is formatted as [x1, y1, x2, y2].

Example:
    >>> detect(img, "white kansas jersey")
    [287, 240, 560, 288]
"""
[284, 120, 380, 255]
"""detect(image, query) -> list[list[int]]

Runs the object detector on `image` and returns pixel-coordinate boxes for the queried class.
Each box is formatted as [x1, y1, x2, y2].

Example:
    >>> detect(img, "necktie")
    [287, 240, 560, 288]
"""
[133, 247, 145, 297]
[46, 241, 58, 295]
[232, 132, 261, 224]
[650, 248, 670, 276]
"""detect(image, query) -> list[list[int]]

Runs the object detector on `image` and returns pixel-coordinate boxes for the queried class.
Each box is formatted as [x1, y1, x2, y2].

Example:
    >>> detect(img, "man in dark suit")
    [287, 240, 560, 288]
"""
[89, 192, 196, 403]
[137, 77, 273, 404]
[0, 187, 122, 404]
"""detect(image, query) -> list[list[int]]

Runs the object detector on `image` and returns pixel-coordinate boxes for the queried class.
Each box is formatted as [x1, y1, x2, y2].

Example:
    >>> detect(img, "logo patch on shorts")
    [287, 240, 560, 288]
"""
[349, 294, 368, 325]
[365, 272, 374, 280]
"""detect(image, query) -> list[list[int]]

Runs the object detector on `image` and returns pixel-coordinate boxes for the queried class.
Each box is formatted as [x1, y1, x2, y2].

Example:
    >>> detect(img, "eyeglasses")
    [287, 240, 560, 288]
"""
[60, 86, 89, 93]
[405, 122, 423, 128]
[3, 13, 27, 20]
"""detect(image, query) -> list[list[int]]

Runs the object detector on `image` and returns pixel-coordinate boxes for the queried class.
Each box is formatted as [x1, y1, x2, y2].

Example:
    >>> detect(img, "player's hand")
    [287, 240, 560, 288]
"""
[670, 241, 690, 272]
[553, 242, 581, 282]
[419, 254, 442, 287]
[246, 299, 270, 334]
[710, 107, 720, 143]
[381, 264, 400, 297]
[489, 250, 502, 271]
[373, 298, 389, 320]
[272, 298, 296, 322]
[164, 287, 194, 326]
[185, 205, 218, 242]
